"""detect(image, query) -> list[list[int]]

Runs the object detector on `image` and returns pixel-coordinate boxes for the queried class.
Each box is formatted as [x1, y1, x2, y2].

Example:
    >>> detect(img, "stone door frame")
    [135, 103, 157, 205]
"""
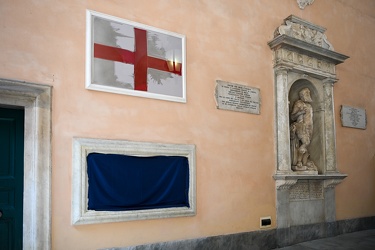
[0, 78, 52, 250]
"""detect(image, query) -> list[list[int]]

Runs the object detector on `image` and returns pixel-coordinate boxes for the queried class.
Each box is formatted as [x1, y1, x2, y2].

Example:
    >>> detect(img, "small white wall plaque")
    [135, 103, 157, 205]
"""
[340, 105, 367, 129]
[214, 80, 260, 114]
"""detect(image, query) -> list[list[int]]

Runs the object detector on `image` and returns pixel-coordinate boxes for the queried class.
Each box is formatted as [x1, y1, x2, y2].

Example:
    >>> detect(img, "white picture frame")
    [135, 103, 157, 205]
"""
[86, 10, 186, 103]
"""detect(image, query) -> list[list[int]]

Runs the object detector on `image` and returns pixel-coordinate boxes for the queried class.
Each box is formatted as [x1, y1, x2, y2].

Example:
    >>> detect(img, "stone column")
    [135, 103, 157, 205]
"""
[275, 67, 293, 174]
[323, 78, 338, 173]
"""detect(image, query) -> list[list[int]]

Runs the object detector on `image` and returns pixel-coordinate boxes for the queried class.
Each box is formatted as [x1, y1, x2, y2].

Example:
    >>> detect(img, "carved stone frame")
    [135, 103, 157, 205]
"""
[72, 138, 196, 225]
[0, 78, 52, 250]
[268, 16, 348, 231]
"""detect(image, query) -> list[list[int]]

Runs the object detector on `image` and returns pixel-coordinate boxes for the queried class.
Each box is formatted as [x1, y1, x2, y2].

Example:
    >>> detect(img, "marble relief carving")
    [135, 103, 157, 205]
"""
[274, 48, 335, 74]
[275, 16, 334, 50]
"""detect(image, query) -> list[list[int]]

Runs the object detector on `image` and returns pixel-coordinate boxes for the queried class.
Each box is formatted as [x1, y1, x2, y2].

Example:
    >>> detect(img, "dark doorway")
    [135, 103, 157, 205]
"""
[0, 107, 24, 250]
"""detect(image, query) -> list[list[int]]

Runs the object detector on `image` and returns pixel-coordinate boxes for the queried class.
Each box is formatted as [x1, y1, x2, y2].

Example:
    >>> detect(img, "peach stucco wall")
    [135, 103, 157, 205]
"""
[1, 0, 375, 249]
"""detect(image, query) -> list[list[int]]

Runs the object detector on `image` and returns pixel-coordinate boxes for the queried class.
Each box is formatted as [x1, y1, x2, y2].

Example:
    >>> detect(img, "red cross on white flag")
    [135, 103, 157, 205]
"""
[87, 11, 185, 102]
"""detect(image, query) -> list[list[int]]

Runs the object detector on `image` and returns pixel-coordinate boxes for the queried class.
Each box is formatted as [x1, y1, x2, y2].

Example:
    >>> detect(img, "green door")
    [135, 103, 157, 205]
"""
[0, 107, 24, 250]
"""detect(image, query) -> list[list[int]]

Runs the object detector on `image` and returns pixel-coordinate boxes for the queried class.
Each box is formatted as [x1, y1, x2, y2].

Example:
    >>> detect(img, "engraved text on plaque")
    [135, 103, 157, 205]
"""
[340, 105, 366, 129]
[215, 80, 260, 114]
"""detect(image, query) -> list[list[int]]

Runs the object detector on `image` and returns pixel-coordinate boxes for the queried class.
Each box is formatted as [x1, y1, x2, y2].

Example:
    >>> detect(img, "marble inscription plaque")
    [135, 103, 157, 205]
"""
[340, 105, 366, 129]
[215, 80, 260, 114]
[289, 180, 309, 200]
[289, 180, 323, 201]
[309, 180, 323, 199]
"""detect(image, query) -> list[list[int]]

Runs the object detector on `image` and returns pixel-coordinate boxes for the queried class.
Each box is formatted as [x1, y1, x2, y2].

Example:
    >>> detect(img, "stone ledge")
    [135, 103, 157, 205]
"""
[274, 173, 347, 190]
[273, 173, 348, 181]
[103, 216, 375, 250]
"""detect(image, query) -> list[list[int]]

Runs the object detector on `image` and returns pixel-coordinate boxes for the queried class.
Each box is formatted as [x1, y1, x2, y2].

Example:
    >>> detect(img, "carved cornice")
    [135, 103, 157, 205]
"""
[269, 15, 349, 67]
[274, 173, 347, 190]
[297, 0, 315, 10]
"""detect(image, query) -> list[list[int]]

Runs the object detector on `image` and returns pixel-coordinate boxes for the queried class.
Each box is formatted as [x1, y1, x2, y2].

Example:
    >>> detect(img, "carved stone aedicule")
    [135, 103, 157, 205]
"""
[271, 16, 349, 229]
[270, 16, 349, 177]
[274, 48, 335, 75]
[274, 15, 333, 50]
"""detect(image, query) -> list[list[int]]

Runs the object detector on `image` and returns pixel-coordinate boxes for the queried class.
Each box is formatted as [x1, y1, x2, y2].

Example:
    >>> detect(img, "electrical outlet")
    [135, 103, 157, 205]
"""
[260, 216, 271, 228]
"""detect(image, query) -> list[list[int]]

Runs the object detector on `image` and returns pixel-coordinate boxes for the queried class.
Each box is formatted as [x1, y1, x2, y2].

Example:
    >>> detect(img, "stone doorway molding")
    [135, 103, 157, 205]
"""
[0, 78, 52, 250]
[268, 15, 349, 243]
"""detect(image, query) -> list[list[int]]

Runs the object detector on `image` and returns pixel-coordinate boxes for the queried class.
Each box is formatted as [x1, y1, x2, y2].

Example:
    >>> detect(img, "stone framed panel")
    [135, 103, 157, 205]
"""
[72, 137, 196, 225]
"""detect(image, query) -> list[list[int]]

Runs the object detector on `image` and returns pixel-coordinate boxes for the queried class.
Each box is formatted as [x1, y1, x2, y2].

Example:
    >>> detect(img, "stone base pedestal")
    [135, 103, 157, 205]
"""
[294, 170, 318, 175]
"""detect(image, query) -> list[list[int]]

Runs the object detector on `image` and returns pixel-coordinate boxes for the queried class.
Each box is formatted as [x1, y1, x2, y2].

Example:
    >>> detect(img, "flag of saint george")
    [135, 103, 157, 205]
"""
[92, 16, 183, 98]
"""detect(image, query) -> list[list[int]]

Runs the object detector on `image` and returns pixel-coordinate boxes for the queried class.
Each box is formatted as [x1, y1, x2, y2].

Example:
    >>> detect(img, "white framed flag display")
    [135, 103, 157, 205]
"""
[86, 10, 186, 103]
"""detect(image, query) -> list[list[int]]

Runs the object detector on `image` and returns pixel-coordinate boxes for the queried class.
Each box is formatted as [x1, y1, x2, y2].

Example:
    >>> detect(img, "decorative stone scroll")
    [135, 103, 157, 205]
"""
[324, 179, 345, 189]
[276, 179, 298, 190]
[297, 0, 315, 10]
[340, 105, 367, 129]
[214, 80, 260, 115]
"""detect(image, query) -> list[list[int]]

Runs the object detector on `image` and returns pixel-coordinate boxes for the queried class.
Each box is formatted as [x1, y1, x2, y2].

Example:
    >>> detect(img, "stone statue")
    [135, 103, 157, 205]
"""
[290, 88, 317, 172]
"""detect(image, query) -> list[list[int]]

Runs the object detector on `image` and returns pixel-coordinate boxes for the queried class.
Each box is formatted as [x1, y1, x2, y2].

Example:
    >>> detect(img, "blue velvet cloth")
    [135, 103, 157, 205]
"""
[87, 153, 190, 211]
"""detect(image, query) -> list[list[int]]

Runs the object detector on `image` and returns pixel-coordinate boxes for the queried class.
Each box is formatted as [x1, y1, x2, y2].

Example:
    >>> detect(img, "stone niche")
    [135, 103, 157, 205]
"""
[268, 15, 349, 238]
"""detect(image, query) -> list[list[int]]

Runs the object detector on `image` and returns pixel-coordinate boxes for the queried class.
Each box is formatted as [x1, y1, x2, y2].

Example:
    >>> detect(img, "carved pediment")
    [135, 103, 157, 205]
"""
[269, 16, 349, 67]
[274, 15, 333, 51]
